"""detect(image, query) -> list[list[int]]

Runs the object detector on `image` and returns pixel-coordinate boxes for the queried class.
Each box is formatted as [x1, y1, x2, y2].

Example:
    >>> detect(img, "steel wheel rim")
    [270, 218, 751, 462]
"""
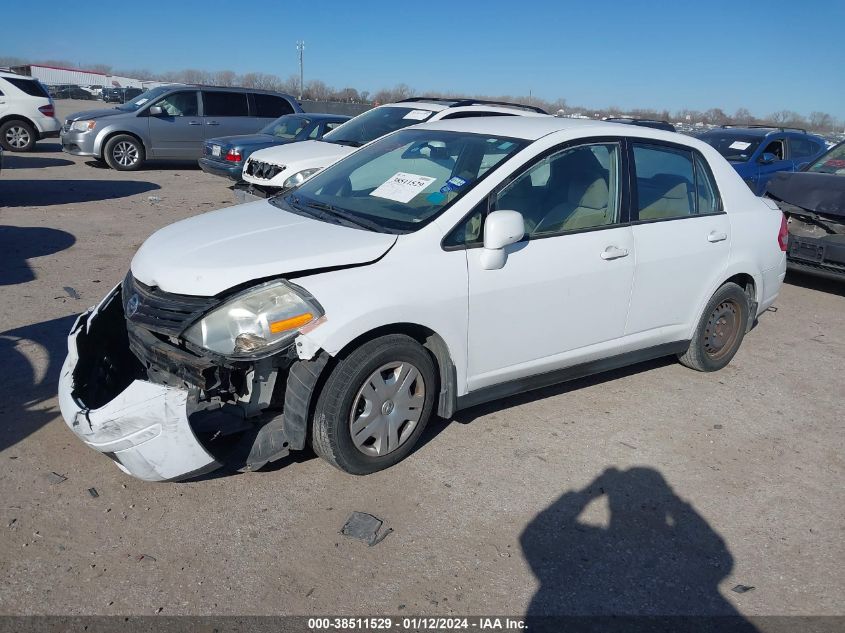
[703, 299, 740, 360]
[349, 361, 425, 457]
[113, 141, 139, 167]
[5, 126, 30, 148]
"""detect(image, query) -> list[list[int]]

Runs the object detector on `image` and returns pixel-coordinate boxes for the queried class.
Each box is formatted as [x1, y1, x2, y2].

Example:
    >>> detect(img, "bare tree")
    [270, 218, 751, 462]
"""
[733, 108, 753, 124]
[212, 70, 237, 86]
[809, 111, 833, 132]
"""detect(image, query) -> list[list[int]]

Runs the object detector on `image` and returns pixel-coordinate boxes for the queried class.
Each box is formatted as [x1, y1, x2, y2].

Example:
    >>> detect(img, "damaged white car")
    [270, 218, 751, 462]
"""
[59, 116, 787, 481]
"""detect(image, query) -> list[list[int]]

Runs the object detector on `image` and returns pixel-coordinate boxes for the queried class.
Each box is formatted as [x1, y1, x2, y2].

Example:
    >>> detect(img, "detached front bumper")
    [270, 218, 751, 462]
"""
[59, 308, 219, 482]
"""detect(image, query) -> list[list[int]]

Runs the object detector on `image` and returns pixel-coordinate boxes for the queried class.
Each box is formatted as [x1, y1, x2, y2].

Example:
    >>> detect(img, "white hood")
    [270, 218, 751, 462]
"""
[243, 140, 356, 186]
[131, 200, 396, 296]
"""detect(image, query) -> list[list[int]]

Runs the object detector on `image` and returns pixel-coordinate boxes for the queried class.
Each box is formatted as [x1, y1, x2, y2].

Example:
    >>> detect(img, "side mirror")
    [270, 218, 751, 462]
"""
[759, 152, 777, 165]
[480, 210, 525, 270]
[148, 106, 164, 116]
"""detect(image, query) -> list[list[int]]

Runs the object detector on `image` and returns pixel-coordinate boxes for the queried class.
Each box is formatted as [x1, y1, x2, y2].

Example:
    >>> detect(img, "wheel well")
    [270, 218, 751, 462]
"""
[100, 130, 146, 158]
[0, 114, 36, 129]
[723, 273, 756, 301]
[336, 323, 457, 418]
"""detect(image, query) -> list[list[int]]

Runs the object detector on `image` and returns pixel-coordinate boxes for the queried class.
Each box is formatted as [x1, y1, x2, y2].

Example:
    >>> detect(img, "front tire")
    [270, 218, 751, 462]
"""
[679, 282, 750, 372]
[104, 134, 145, 171]
[0, 120, 36, 151]
[312, 334, 437, 474]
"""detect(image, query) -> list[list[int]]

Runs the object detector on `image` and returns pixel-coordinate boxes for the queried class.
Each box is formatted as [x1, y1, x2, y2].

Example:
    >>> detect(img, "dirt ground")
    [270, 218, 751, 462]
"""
[0, 101, 843, 623]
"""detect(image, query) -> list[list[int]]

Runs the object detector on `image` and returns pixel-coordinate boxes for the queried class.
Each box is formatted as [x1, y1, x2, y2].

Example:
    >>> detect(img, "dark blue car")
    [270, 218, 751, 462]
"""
[697, 126, 827, 195]
[199, 113, 350, 181]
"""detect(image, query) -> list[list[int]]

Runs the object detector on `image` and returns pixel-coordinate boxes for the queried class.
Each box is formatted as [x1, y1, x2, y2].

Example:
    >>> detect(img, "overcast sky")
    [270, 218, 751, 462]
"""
[5, 0, 843, 119]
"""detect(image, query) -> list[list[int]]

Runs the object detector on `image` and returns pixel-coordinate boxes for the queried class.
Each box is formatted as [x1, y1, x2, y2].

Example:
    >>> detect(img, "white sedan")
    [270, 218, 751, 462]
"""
[59, 116, 786, 480]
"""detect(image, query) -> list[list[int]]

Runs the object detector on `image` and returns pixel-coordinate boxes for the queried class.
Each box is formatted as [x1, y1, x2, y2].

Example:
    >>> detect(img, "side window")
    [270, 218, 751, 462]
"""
[254, 94, 294, 117]
[633, 144, 696, 220]
[493, 143, 621, 236]
[694, 154, 721, 214]
[203, 91, 249, 117]
[154, 91, 198, 117]
[761, 139, 784, 160]
[324, 121, 344, 133]
[790, 137, 820, 159]
[308, 123, 321, 139]
[443, 200, 487, 249]
[5, 77, 50, 98]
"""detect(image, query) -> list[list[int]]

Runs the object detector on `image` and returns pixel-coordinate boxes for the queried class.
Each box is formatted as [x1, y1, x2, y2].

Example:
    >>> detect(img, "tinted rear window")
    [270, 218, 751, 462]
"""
[254, 93, 295, 117]
[4, 77, 49, 98]
[202, 91, 249, 117]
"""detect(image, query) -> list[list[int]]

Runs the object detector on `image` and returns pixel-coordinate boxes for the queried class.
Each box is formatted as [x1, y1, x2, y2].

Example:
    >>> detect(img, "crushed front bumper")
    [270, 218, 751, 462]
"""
[58, 305, 219, 482]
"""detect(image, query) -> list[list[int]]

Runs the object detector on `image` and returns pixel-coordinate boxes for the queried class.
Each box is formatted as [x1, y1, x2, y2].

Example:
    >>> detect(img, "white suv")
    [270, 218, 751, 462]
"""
[239, 97, 548, 197]
[59, 117, 786, 481]
[0, 71, 61, 152]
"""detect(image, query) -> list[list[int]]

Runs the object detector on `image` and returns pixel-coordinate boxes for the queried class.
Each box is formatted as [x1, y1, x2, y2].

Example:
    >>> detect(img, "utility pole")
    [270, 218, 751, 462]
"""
[296, 40, 305, 100]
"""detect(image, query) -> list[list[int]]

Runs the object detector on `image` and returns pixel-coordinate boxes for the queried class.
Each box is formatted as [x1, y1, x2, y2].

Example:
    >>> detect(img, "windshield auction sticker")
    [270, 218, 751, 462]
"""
[370, 172, 436, 203]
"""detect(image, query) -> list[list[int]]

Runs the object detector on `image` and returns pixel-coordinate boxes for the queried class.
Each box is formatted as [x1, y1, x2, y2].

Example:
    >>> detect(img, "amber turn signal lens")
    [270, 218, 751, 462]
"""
[268, 313, 313, 334]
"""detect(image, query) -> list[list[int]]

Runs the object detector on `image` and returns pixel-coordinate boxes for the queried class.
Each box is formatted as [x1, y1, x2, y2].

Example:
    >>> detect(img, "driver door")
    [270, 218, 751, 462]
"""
[146, 90, 203, 159]
[464, 141, 635, 391]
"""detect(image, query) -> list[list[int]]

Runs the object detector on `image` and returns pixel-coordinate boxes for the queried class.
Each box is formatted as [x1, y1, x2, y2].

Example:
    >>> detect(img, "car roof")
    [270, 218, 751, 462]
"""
[415, 115, 691, 142]
[700, 127, 781, 138]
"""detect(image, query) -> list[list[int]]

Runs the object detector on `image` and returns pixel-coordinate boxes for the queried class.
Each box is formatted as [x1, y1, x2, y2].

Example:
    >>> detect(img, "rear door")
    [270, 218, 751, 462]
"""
[201, 90, 254, 139]
[625, 141, 730, 343]
[146, 90, 203, 159]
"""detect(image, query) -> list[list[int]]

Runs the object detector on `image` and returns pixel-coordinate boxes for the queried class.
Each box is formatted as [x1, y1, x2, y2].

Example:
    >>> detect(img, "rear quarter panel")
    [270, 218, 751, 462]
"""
[696, 143, 786, 328]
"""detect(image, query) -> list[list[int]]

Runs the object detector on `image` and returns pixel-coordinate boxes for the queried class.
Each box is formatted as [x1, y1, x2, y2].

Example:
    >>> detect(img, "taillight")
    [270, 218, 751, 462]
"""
[38, 104, 55, 117]
[778, 213, 788, 252]
[225, 149, 242, 163]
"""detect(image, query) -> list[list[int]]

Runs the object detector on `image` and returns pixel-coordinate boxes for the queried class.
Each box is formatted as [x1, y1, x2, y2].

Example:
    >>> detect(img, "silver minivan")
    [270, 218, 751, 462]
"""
[61, 85, 301, 170]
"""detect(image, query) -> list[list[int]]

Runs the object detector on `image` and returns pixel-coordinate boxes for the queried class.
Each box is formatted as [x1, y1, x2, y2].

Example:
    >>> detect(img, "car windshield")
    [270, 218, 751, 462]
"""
[806, 143, 845, 175]
[116, 86, 165, 111]
[261, 115, 310, 139]
[321, 106, 435, 148]
[271, 128, 527, 233]
[699, 134, 762, 162]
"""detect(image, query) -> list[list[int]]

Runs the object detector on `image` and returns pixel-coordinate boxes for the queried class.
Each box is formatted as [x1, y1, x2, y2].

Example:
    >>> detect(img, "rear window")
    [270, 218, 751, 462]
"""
[4, 77, 49, 98]
[202, 91, 249, 117]
[254, 93, 295, 117]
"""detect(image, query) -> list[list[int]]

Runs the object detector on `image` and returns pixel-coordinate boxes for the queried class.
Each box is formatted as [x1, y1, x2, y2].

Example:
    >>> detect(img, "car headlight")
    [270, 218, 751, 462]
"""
[71, 120, 96, 132]
[183, 280, 323, 358]
[283, 168, 320, 188]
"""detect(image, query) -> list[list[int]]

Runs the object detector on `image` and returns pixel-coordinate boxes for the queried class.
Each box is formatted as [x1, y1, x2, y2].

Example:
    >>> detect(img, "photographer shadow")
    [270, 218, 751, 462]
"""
[520, 467, 758, 632]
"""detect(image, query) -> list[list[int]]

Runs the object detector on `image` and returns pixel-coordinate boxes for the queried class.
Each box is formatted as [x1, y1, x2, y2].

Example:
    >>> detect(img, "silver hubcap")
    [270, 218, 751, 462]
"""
[113, 141, 139, 167]
[5, 126, 30, 148]
[349, 361, 425, 457]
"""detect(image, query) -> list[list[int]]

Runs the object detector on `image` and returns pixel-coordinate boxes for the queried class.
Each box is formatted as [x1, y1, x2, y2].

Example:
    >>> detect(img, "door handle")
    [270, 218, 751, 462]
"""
[206, 120, 220, 126]
[188, 121, 202, 126]
[707, 231, 728, 243]
[601, 246, 629, 260]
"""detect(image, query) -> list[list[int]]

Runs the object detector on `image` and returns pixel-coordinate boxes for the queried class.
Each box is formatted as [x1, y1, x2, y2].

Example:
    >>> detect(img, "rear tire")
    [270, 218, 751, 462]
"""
[0, 120, 36, 152]
[679, 282, 750, 372]
[312, 334, 437, 475]
[104, 134, 145, 171]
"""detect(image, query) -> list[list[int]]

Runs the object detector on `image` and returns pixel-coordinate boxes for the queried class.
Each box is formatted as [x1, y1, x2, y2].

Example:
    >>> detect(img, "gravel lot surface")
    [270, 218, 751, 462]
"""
[0, 101, 842, 624]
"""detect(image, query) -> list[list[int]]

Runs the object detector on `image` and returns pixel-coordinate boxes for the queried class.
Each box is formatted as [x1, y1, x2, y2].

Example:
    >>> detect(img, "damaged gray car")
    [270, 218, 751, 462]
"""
[766, 141, 845, 281]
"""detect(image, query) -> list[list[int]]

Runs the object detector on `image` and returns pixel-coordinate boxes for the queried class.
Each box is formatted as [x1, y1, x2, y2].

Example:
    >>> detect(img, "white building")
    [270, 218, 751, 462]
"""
[8, 63, 150, 88]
